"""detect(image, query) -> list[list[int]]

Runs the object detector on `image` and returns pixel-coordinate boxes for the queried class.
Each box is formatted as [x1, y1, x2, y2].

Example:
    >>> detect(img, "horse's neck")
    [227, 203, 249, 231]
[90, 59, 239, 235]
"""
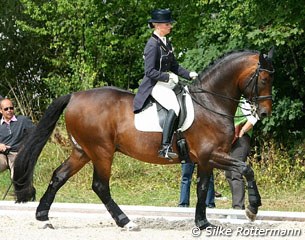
[199, 70, 241, 117]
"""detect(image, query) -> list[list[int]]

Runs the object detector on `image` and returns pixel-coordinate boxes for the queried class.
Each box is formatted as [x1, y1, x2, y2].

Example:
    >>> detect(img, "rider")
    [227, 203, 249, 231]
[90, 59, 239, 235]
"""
[133, 9, 198, 160]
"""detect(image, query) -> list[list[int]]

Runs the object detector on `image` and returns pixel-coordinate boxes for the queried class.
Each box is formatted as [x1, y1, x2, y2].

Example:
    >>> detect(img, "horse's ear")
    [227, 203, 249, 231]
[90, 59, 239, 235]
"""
[259, 53, 266, 65]
[260, 46, 275, 66]
[267, 46, 275, 60]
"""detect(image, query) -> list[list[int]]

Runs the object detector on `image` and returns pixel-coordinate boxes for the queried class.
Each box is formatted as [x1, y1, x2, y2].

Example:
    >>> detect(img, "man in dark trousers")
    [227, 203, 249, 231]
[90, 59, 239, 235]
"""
[225, 98, 260, 209]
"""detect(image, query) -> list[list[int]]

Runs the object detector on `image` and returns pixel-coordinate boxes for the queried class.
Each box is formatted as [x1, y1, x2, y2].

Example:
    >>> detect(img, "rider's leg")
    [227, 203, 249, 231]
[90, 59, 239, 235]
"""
[151, 82, 180, 159]
[158, 109, 178, 158]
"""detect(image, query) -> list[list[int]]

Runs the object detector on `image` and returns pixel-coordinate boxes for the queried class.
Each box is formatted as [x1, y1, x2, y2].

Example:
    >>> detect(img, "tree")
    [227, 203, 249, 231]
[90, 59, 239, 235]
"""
[182, 0, 305, 139]
[0, 0, 51, 118]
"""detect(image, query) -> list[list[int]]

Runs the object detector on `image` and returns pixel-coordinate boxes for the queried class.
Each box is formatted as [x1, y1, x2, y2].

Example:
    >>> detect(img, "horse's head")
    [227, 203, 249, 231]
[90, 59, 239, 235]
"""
[242, 48, 275, 118]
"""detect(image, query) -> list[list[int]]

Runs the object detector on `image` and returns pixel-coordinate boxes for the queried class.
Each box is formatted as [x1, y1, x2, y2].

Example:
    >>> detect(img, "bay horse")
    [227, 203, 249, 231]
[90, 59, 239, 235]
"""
[13, 49, 274, 230]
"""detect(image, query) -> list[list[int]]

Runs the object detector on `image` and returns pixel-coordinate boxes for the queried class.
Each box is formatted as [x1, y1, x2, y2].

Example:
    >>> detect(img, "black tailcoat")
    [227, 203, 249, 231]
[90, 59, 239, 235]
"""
[133, 34, 190, 113]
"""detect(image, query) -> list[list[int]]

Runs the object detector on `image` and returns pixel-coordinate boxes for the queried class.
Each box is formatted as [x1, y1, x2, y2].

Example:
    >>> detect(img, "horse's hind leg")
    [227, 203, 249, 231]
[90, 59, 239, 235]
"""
[92, 169, 129, 227]
[91, 158, 139, 231]
[36, 148, 89, 228]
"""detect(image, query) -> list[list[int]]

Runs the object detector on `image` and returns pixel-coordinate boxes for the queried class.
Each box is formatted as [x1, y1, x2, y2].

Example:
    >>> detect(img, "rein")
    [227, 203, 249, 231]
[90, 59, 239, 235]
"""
[186, 62, 274, 119]
[186, 87, 241, 119]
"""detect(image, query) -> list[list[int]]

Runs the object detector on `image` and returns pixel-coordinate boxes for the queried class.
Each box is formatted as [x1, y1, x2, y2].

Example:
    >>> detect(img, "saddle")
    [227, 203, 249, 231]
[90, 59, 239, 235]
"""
[140, 84, 188, 129]
[134, 84, 194, 163]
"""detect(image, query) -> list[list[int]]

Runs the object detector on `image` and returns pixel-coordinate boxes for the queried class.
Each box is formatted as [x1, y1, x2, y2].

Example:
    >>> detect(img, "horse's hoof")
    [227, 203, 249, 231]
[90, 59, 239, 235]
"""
[38, 220, 55, 229]
[122, 221, 141, 231]
[245, 206, 257, 222]
[196, 219, 216, 230]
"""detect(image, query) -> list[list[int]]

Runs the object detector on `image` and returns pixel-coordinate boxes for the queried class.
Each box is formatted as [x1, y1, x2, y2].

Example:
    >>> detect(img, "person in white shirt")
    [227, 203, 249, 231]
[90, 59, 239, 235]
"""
[0, 98, 35, 179]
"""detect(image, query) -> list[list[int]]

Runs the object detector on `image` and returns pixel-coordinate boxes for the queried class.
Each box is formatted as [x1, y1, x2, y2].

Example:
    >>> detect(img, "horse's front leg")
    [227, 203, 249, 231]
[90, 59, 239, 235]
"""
[210, 151, 261, 221]
[195, 166, 215, 229]
[242, 165, 261, 221]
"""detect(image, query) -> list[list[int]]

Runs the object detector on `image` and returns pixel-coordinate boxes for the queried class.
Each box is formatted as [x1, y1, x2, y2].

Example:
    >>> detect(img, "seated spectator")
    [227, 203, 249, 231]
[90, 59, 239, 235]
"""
[0, 98, 35, 179]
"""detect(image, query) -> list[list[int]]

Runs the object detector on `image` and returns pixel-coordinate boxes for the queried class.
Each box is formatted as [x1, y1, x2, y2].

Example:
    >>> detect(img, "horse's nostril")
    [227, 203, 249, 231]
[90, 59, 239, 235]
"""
[260, 113, 267, 118]
[258, 107, 272, 119]
[259, 111, 270, 118]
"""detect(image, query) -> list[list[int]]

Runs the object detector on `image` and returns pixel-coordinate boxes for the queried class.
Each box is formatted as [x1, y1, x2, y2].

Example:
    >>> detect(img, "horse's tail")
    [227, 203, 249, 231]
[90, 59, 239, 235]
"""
[13, 94, 72, 202]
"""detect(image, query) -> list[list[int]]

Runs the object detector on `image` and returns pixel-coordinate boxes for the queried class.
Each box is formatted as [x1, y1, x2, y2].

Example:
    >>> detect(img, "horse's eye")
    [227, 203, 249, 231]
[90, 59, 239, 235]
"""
[261, 78, 267, 85]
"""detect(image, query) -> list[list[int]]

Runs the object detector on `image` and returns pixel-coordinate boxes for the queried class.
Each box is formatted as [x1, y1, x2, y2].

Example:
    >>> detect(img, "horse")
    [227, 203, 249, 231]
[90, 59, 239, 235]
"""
[13, 49, 274, 230]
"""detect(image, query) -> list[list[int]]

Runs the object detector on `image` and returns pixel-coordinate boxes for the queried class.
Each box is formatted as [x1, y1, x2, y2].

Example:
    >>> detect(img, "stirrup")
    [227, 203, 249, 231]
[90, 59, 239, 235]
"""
[158, 145, 178, 160]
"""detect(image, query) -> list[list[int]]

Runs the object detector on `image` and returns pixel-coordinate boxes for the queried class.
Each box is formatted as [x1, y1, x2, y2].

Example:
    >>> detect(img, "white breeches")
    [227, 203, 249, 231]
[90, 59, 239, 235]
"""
[151, 81, 180, 116]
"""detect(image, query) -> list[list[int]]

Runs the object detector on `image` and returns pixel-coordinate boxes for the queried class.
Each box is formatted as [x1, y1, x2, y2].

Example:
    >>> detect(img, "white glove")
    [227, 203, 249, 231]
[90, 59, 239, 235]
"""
[189, 71, 198, 80]
[168, 73, 179, 84]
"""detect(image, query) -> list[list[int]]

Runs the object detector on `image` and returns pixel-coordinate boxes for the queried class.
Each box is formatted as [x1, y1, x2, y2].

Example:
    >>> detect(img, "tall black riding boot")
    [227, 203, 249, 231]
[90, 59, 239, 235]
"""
[158, 109, 178, 160]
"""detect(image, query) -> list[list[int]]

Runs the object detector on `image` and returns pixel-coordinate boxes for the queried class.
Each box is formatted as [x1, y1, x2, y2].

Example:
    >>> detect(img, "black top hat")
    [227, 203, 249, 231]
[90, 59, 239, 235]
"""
[148, 9, 175, 26]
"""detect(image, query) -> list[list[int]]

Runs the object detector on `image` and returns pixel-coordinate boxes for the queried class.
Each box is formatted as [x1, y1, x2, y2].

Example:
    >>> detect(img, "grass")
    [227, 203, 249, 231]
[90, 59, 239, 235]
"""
[1, 141, 305, 213]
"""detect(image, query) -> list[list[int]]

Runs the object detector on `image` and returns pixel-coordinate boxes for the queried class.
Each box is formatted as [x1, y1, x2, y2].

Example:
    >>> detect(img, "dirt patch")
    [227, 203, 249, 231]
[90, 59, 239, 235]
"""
[1, 214, 304, 240]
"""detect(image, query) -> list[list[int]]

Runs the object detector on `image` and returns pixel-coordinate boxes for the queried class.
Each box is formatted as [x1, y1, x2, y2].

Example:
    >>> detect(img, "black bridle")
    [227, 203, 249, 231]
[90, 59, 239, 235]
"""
[186, 61, 275, 119]
[243, 63, 274, 103]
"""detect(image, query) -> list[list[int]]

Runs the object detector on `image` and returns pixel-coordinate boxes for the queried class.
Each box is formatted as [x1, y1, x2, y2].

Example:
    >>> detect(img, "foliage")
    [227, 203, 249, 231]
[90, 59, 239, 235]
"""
[260, 94, 304, 140]
[181, 0, 305, 143]
[254, 139, 305, 189]
[17, 0, 147, 96]
[0, 0, 51, 119]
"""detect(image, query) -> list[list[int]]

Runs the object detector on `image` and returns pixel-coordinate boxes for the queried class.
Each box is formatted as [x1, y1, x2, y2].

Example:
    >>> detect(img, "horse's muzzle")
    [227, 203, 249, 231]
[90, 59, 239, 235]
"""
[258, 107, 271, 118]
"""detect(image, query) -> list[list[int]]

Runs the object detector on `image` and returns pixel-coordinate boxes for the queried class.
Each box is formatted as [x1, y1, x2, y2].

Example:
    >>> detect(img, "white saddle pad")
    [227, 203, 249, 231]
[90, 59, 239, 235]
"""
[134, 87, 195, 132]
